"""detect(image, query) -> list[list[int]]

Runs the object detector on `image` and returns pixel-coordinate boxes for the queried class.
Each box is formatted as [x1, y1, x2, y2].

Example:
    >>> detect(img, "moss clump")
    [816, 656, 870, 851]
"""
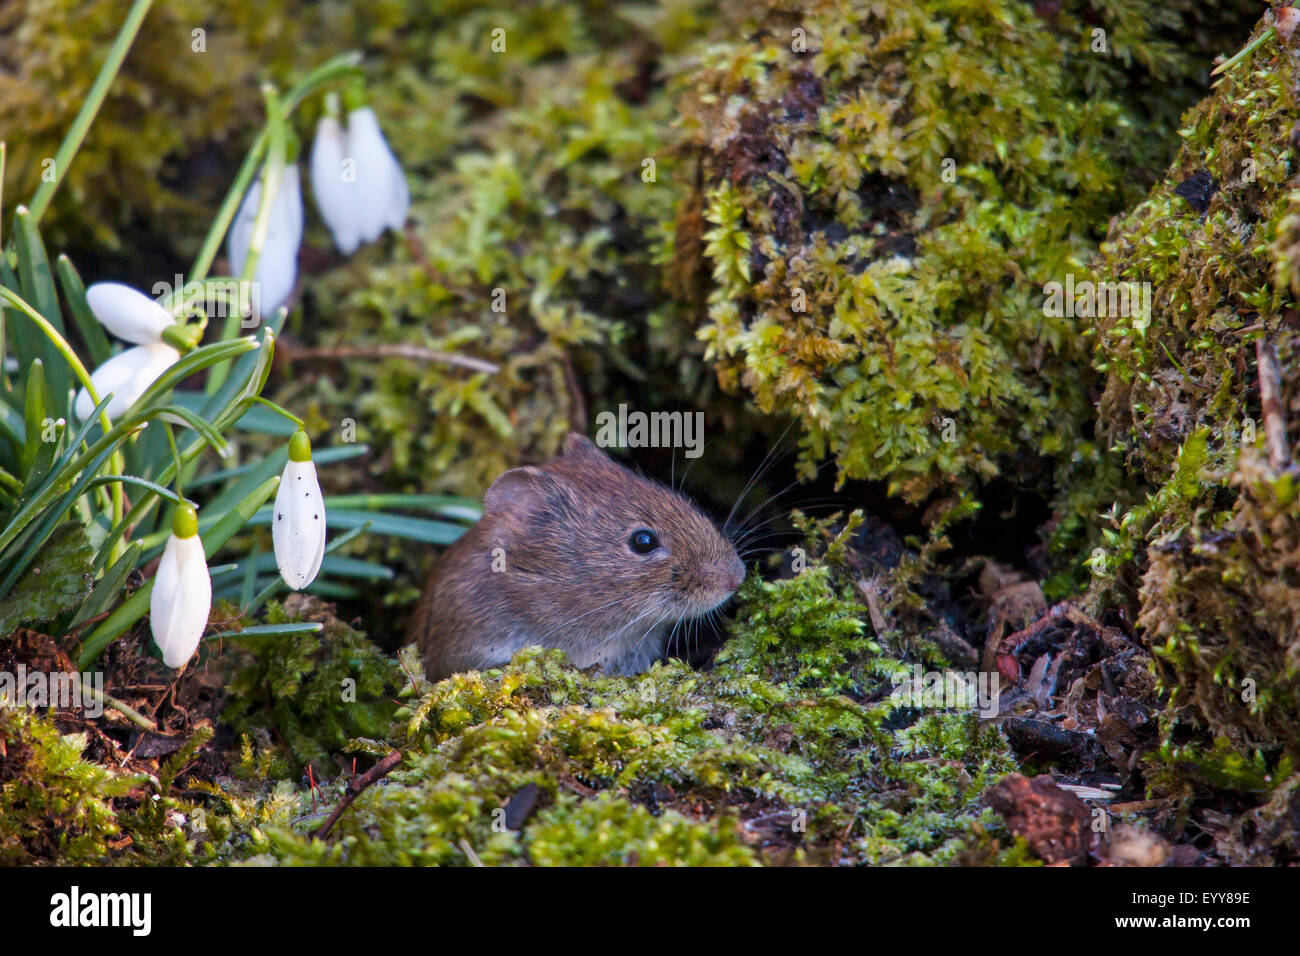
[1084, 9, 1300, 792]
[525, 794, 756, 866]
[1140, 451, 1300, 790]
[0, 706, 138, 863]
[680, 0, 1258, 501]
[221, 598, 402, 774]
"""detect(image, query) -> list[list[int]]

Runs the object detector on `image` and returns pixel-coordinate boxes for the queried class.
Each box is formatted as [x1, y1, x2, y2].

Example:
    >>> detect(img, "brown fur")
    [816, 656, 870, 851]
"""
[412, 433, 745, 679]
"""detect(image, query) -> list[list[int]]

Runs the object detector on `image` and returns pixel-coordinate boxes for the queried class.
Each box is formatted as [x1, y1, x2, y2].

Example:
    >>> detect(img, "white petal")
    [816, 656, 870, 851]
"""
[348, 108, 407, 243]
[252, 165, 303, 315]
[86, 283, 174, 344]
[74, 342, 180, 421]
[311, 116, 361, 255]
[228, 165, 303, 316]
[272, 458, 326, 590]
[385, 157, 410, 233]
[151, 533, 212, 669]
[227, 178, 261, 281]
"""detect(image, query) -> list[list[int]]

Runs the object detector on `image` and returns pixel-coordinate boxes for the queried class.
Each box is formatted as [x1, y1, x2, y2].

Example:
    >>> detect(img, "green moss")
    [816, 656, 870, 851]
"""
[0, 707, 138, 863]
[525, 794, 756, 866]
[682, 0, 1258, 501]
[1083, 9, 1300, 791]
[221, 599, 403, 774]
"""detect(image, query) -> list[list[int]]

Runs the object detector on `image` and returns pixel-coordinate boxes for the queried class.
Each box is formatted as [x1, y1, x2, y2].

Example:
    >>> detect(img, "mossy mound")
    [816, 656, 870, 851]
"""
[209, 529, 1019, 866]
[1086, 9, 1300, 793]
[1, 520, 1032, 866]
[678, 0, 1258, 502]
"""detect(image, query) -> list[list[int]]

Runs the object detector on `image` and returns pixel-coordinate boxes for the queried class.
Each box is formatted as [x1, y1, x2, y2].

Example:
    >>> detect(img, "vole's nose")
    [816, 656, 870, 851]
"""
[724, 556, 746, 592]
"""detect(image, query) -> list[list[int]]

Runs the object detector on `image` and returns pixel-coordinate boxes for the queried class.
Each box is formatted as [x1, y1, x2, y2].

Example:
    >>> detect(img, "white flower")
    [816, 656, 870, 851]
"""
[272, 430, 326, 590]
[74, 282, 187, 421]
[228, 162, 303, 316]
[85, 282, 175, 344]
[309, 104, 408, 254]
[151, 505, 211, 669]
[75, 341, 180, 421]
[310, 112, 360, 255]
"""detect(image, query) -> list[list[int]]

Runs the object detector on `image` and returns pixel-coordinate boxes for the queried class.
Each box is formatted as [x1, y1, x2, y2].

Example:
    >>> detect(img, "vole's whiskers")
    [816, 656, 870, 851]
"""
[730, 497, 847, 553]
[533, 593, 644, 645]
[627, 609, 671, 665]
[722, 419, 797, 535]
[594, 602, 662, 653]
[728, 458, 838, 545]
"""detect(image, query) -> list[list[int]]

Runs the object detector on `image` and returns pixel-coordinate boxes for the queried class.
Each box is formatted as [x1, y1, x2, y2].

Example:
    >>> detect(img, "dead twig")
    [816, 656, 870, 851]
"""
[313, 749, 403, 839]
[855, 577, 887, 636]
[280, 340, 499, 376]
[1256, 336, 1290, 472]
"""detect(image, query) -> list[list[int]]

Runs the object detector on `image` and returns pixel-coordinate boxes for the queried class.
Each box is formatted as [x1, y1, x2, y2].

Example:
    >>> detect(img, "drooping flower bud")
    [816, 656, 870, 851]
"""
[150, 504, 212, 669]
[272, 429, 326, 590]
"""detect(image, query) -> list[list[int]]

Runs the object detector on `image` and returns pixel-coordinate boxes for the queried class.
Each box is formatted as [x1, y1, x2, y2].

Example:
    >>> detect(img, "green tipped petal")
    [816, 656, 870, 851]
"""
[172, 502, 199, 539]
[288, 428, 312, 462]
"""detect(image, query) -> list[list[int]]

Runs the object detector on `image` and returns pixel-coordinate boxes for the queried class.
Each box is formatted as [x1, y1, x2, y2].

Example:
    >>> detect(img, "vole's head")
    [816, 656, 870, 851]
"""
[483, 433, 745, 632]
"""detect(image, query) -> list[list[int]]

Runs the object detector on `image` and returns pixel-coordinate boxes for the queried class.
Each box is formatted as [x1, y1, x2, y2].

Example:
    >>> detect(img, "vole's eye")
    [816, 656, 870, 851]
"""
[628, 529, 660, 555]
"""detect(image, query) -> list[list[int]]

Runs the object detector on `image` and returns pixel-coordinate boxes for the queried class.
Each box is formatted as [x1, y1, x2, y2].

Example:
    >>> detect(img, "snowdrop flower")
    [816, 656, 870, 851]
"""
[228, 155, 304, 317]
[151, 504, 212, 669]
[73, 282, 197, 421]
[310, 94, 408, 254]
[272, 429, 326, 590]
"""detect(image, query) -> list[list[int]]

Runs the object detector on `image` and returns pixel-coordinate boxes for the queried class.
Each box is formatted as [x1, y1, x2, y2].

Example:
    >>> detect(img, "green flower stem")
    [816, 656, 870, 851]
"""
[0, 285, 125, 537]
[203, 87, 285, 396]
[235, 87, 287, 301]
[251, 396, 304, 428]
[25, 0, 157, 225]
[0, 141, 7, 250]
[188, 137, 269, 287]
[164, 422, 183, 497]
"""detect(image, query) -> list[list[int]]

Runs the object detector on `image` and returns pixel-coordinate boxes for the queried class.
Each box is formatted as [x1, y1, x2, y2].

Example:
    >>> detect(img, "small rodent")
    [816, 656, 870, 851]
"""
[413, 432, 746, 679]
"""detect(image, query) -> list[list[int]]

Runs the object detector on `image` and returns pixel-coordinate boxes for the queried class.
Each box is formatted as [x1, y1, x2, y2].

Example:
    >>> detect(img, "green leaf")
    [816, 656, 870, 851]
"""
[68, 540, 142, 631]
[128, 336, 258, 415]
[56, 254, 112, 366]
[187, 443, 366, 489]
[12, 207, 68, 403]
[248, 506, 470, 544]
[206, 622, 324, 641]
[0, 522, 93, 635]
[21, 357, 44, 472]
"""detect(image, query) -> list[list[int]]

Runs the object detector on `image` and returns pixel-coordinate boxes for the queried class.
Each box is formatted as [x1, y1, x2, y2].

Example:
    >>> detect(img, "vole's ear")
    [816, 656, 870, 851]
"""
[484, 466, 550, 519]
[564, 432, 607, 459]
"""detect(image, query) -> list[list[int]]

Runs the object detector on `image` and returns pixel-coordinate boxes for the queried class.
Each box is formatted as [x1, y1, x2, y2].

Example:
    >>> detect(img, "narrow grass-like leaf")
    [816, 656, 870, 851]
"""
[187, 443, 366, 489]
[249, 506, 468, 544]
[12, 208, 68, 401]
[56, 254, 112, 365]
[205, 622, 323, 642]
[21, 357, 44, 471]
